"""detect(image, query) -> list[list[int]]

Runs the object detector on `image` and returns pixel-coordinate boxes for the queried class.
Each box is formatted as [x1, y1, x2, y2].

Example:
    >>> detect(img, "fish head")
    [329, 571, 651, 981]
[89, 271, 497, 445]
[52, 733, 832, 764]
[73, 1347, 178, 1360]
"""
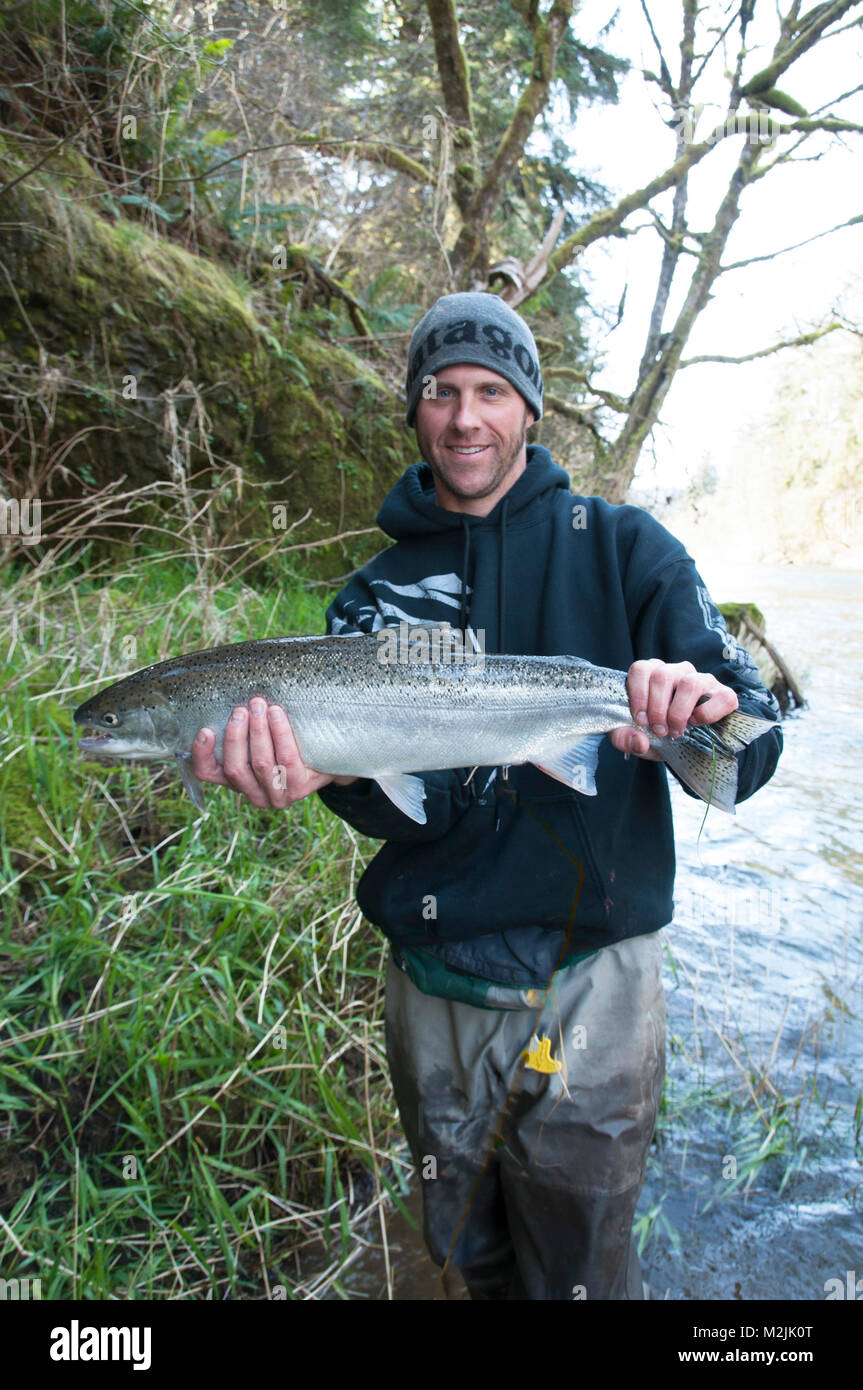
[73, 682, 181, 761]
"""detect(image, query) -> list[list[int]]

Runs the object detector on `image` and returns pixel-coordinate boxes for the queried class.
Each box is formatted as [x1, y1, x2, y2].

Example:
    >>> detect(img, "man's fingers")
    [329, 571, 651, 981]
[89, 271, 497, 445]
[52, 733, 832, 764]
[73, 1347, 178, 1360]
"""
[219, 704, 276, 806]
[247, 697, 279, 787]
[665, 674, 737, 733]
[686, 684, 738, 726]
[192, 703, 351, 809]
[621, 660, 739, 757]
[248, 698, 304, 807]
[266, 705, 308, 785]
[626, 659, 664, 731]
[226, 700, 331, 807]
[191, 727, 230, 787]
[608, 727, 661, 760]
[626, 659, 689, 736]
[664, 669, 710, 738]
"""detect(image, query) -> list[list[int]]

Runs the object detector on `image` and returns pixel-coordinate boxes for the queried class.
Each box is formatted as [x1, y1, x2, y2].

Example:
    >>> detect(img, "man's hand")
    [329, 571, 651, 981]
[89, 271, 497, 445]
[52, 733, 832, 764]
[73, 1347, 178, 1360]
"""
[191, 698, 357, 809]
[609, 659, 738, 760]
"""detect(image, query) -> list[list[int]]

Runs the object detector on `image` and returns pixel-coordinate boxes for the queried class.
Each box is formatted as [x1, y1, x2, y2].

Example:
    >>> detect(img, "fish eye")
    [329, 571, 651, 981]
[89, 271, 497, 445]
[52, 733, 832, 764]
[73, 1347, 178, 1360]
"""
[103, 712, 119, 726]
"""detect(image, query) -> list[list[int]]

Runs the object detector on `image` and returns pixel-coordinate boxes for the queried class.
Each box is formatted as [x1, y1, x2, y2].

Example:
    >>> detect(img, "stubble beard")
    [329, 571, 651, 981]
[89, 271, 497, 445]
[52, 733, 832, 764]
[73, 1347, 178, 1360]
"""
[420, 412, 529, 504]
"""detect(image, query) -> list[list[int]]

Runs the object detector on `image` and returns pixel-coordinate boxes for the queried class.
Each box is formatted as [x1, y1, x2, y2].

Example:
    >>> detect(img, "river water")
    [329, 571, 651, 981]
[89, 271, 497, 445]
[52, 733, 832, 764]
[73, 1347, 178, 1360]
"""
[639, 561, 863, 1301]
[309, 563, 863, 1300]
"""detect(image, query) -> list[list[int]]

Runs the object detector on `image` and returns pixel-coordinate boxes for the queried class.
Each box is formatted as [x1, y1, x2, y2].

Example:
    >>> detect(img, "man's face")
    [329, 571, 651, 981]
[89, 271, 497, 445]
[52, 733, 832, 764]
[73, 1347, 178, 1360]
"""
[414, 364, 535, 516]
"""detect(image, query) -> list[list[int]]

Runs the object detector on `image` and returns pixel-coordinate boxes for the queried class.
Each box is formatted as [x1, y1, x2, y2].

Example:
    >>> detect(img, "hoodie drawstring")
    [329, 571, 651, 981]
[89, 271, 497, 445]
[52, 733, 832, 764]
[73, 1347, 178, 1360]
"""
[457, 500, 512, 830]
[459, 515, 472, 636]
[498, 497, 509, 651]
[495, 498, 510, 832]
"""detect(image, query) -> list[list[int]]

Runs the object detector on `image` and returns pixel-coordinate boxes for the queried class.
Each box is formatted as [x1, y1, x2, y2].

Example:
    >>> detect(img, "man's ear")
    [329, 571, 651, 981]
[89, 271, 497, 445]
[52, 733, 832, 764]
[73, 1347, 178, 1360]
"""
[526, 410, 536, 428]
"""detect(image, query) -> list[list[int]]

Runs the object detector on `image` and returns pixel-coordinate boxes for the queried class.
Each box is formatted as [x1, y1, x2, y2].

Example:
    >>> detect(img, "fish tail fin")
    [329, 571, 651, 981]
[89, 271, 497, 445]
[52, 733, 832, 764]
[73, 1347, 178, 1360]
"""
[659, 711, 775, 815]
[534, 734, 604, 795]
[710, 710, 778, 754]
[660, 733, 738, 814]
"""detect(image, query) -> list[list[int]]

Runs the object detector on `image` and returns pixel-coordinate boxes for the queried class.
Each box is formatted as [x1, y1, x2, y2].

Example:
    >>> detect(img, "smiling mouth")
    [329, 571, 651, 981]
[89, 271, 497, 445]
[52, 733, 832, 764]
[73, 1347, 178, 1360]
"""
[446, 444, 491, 455]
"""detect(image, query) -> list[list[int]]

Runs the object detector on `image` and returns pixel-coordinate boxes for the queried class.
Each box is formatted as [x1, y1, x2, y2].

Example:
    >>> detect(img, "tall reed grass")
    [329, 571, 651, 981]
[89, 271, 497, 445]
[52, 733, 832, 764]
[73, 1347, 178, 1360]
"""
[0, 477, 409, 1300]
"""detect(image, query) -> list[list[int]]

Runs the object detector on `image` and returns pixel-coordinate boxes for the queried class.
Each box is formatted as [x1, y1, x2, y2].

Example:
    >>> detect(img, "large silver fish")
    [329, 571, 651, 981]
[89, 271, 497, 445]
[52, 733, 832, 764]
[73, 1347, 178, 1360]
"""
[73, 628, 776, 821]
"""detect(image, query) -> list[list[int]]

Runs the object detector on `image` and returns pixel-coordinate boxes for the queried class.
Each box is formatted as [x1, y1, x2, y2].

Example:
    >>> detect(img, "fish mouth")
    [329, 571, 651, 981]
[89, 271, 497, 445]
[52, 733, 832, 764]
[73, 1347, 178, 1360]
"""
[76, 730, 165, 761]
[77, 731, 118, 753]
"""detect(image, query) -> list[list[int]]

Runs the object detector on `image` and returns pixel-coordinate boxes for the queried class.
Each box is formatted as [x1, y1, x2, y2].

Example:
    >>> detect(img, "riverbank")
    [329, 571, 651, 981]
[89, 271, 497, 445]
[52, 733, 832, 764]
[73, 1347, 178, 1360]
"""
[0, 520, 403, 1300]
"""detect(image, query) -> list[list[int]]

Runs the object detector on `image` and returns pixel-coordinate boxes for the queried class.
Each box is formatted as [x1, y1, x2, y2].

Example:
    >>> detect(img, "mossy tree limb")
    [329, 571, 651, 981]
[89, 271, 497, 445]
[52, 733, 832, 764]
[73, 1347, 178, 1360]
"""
[425, 0, 477, 218]
[446, 0, 576, 288]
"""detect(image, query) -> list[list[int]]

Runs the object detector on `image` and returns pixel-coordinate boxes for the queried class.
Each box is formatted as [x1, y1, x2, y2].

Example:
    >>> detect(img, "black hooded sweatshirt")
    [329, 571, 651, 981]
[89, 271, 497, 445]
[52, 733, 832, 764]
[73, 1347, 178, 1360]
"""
[318, 445, 783, 994]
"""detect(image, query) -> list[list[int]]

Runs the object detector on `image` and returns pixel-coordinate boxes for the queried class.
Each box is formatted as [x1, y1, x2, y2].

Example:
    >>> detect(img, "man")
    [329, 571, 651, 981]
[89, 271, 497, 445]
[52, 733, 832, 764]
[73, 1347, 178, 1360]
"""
[192, 293, 782, 1300]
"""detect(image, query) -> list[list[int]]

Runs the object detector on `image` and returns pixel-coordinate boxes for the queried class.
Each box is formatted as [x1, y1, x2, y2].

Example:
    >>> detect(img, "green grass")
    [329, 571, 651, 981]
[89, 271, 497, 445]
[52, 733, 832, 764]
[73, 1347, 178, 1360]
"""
[0, 517, 407, 1300]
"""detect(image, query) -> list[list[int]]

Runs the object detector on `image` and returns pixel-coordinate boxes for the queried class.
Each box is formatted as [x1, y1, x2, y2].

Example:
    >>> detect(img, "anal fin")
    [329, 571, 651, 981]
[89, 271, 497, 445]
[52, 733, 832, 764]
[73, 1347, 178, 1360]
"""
[375, 772, 427, 824]
[534, 734, 603, 796]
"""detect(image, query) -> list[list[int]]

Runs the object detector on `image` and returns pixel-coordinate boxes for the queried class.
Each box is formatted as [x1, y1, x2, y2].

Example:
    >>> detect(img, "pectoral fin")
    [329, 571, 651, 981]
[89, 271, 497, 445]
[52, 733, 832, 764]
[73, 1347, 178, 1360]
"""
[176, 752, 207, 813]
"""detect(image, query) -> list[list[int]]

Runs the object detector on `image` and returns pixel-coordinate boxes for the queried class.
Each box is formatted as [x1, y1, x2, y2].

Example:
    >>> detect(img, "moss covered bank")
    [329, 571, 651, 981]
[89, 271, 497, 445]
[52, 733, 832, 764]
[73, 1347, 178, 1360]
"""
[0, 134, 415, 575]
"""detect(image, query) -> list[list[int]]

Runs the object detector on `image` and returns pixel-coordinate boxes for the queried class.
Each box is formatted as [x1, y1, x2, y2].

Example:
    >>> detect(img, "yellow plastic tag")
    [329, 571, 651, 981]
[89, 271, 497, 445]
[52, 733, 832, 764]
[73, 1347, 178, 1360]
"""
[521, 1036, 561, 1074]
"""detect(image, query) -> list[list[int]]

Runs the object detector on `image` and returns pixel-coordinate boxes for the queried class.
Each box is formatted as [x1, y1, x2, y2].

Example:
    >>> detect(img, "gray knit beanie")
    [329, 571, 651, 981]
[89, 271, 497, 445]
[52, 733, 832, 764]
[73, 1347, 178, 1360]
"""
[404, 292, 543, 425]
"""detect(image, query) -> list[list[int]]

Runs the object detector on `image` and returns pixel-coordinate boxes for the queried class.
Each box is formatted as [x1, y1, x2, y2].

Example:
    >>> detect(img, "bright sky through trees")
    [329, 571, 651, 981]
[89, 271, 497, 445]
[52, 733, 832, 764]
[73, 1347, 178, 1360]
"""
[568, 0, 863, 495]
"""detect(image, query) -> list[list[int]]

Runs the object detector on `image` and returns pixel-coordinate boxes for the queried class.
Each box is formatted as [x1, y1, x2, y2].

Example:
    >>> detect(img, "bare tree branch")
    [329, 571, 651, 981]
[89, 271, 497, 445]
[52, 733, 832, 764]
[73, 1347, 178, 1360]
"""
[497, 206, 566, 306]
[538, 133, 719, 291]
[825, 11, 863, 34]
[679, 322, 848, 367]
[810, 78, 863, 114]
[538, 107, 860, 269]
[610, 135, 767, 475]
[741, 0, 862, 99]
[544, 392, 602, 435]
[156, 137, 433, 186]
[772, 116, 863, 135]
[721, 213, 863, 271]
[544, 366, 630, 413]
[691, 8, 739, 87]
[302, 137, 433, 184]
[639, 0, 675, 96]
[447, 0, 575, 285]
[637, 0, 698, 382]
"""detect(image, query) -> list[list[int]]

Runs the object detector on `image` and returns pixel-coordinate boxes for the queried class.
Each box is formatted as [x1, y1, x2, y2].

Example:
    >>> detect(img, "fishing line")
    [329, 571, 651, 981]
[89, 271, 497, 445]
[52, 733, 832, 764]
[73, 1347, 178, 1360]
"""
[695, 739, 719, 857]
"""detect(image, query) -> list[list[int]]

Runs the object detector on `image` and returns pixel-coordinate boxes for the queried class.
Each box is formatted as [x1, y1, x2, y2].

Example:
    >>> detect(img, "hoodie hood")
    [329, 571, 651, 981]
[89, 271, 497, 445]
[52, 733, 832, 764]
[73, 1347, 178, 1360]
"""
[377, 444, 571, 541]
[374, 444, 572, 686]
